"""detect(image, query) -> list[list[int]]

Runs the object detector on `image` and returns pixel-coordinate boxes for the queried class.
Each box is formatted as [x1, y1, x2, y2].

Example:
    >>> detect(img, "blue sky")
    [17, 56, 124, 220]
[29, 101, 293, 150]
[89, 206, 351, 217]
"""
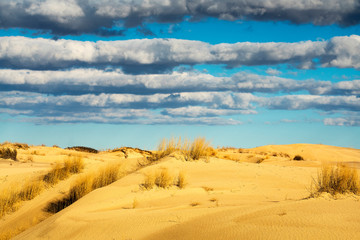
[0, 0, 359, 150]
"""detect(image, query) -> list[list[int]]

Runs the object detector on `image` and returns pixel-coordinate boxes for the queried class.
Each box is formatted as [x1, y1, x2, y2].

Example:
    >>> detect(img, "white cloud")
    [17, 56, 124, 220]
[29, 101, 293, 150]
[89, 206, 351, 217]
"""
[0, 69, 359, 96]
[26, 0, 84, 23]
[1, 36, 360, 72]
[265, 68, 281, 75]
[324, 117, 360, 126]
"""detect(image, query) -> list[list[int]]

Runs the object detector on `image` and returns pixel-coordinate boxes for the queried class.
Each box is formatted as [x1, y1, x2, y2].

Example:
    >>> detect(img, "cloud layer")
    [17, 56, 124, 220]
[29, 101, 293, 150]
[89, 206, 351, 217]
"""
[1, 35, 360, 73]
[1, 0, 359, 35]
[1, 89, 359, 125]
[1, 69, 359, 96]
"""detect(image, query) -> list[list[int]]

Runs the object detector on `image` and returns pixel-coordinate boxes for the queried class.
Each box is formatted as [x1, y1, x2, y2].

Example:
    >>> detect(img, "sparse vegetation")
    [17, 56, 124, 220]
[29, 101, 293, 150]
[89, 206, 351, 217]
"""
[0, 147, 17, 161]
[0, 142, 29, 150]
[132, 198, 139, 209]
[293, 155, 304, 161]
[142, 168, 186, 190]
[43, 156, 84, 185]
[0, 180, 44, 218]
[310, 164, 359, 197]
[155, 168, 174, 188]
[202, 186, 214, 192]
[92, 164, 120, 189]
[184, 137, 212, 161]
[47, 162, 122, 213]
[190, 202, 201, 207]
[0, 156, 84, 218]
[176, 171, 186, 189]
[256, 157, 265, 164]
[66, 146, 98, 154]
[149, 137, 213, 161]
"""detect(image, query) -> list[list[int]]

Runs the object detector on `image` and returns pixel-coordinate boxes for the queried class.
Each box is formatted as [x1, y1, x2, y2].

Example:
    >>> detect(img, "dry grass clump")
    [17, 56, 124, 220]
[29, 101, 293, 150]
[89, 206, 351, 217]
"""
[176, 171, 186, 189]
[47, 163, 122, 213]
[0, 156, 84, 218]
[155, 168, 174, 188]
[185, 137, 211, 161]
[149, 137, 212, 161]
[190, 202, 201, 207]
[293, 155, 304, 161]
[17, 180, 44, 202]
[0, 180, 44, 218]
[256, 157, 265, 164]
[65, 146, 98, 153]
[0, 142, 29, 150]
[310, 164, 359, 197]
[0, 147, 17, 161]
[92, 164, 120, 189]
[43, 156, 84, 185]
[142, 169, 186, 190]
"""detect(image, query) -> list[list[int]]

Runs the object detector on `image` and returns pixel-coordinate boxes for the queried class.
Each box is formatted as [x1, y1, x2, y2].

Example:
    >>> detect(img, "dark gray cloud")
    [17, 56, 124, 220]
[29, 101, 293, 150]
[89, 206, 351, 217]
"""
[1, 36, 360, 73]
[1, 69, 359, 96]
[0, 0, 359, 36]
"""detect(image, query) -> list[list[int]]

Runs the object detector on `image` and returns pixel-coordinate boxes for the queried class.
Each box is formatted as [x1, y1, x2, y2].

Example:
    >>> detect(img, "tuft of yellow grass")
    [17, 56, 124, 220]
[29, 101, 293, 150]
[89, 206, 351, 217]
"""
[188, 137, 210, 160]
[176, 171, 186, 189]
[143, 172, 156, 190]
[47, 162, 122, 213]
[0, 180, 44, 218]
[43, 156, 84, 185]
[142, 169, 186, 190]
[151, 137, 212, 161]
[17, 180, 44, 201]
[0, 156, 84, 218]
[68, 175, 92, 203]
[155, 168, 174, 188]
[311, 164, 359, 197]
[92, 163, 120, 189]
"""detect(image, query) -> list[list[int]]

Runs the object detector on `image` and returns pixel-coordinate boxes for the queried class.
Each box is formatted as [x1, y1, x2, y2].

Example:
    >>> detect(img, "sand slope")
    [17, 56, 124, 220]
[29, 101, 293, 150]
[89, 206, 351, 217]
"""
[1, 144, 359, 239]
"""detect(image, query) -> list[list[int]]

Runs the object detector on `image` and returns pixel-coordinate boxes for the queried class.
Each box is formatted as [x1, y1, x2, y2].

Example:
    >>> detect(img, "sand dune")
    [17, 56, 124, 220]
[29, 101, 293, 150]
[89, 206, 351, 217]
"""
[0, 143, 359, 239]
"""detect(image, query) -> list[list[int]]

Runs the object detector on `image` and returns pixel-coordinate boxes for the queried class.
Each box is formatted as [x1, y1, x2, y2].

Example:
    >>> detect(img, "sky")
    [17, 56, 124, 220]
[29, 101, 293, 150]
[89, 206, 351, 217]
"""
[0, 0, 360, 150]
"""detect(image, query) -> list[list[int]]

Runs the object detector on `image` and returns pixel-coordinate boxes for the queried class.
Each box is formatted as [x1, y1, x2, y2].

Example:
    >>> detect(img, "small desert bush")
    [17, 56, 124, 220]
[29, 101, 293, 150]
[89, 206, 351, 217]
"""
[17, 180, 44, 201]
[311, 164, 359, 197]
[64, 156, 84, 174]
[155, 168, 174, 188]
[0, 180, 44, 218]
[150, 137, 180, 161]
[0, 147, 17, 161]
[176, 171, 186, 189]
[142, 169, 186, 190]
[65, 146, 98, 154]
[0, 157, 83, 219]
[92, 163, 120, 189]
[150, 137, 212, 161]
[68, 175, 93, 203]
[47, 163, 122, 213]
[186, 138, 211, 161]
[143, 172, 156, 190]
[293, 155, 304, 161]
[43, 156, 84, 185]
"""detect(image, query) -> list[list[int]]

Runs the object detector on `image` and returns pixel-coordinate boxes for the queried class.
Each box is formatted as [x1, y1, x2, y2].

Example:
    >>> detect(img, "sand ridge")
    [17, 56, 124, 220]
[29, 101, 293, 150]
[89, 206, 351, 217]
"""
[0, 143, 359, 239]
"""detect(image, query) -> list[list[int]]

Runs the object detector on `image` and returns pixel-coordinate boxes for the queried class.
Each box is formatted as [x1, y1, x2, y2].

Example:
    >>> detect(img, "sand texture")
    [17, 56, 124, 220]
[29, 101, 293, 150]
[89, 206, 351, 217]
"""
[0, 143, 359, 240]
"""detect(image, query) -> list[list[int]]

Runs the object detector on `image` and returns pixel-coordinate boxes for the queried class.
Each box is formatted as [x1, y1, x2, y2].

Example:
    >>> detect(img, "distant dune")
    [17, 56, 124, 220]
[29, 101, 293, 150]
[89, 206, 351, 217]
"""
[0, 142, 359, 240]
